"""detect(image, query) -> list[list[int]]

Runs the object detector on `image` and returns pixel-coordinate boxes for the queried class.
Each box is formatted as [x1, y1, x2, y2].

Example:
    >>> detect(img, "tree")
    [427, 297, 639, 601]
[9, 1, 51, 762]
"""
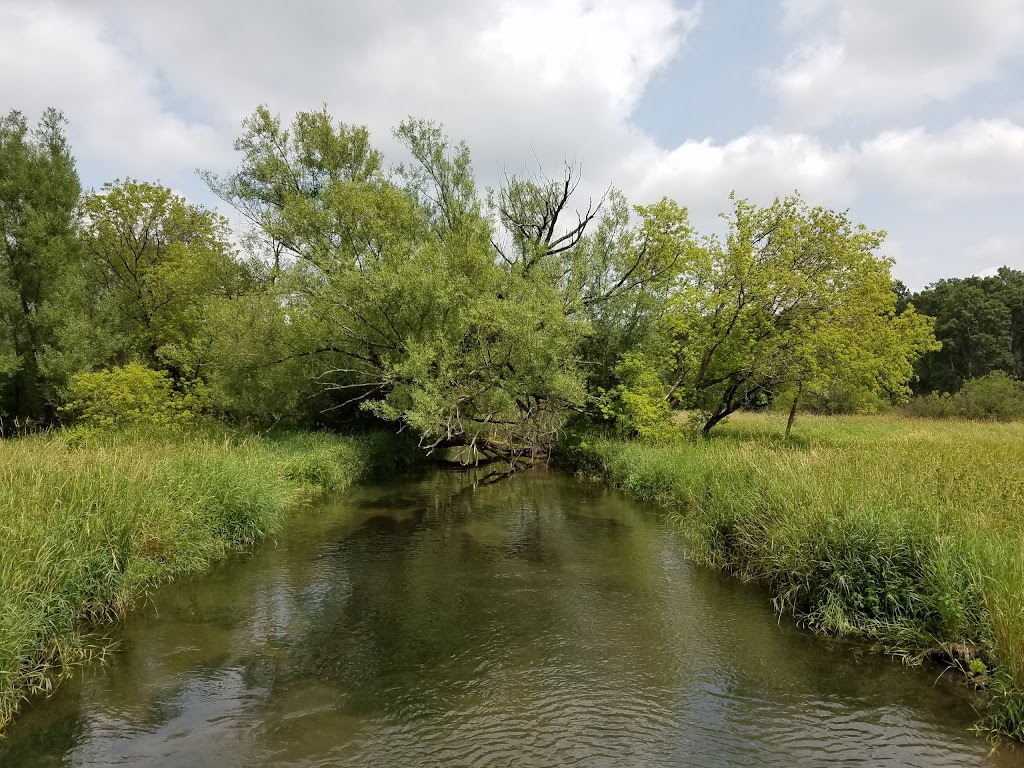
[910, 268, 1024, 393]
[82, 179, 249, 375]
[205, 106, 681, 459]
[0, 109, 86, 425]
[662, 193, 938, 435]
[206, 109, 592, 459]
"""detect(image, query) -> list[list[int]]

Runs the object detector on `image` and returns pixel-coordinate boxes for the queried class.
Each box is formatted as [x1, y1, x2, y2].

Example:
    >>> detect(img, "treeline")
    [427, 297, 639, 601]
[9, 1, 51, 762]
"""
[899, 270, 1024, 392]
[890, 269, 1024, 421]
[1, 105, 1011, 453]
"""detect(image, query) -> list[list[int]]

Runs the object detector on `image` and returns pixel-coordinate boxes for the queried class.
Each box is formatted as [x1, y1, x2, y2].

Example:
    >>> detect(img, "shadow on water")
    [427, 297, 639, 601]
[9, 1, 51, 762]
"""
[2, 467, 1023, 767]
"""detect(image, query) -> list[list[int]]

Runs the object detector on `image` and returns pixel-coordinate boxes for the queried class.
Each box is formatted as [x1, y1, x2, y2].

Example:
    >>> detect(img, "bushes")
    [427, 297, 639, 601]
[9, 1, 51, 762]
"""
[62, 363, 211, 428]
[956, 373, 1024, 420]
[904, 371, 1024, 422]
[596, 352, 676, 441]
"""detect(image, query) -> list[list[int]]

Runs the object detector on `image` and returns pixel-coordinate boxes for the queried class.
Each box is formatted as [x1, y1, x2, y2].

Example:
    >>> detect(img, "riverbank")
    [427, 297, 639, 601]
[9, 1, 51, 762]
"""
[569, 413, 1024, 739]
[0, 426, 417, 731]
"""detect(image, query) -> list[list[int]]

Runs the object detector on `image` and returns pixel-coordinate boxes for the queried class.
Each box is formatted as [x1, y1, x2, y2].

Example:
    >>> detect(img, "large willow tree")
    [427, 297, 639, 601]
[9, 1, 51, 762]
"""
[204, 107, 683, 459]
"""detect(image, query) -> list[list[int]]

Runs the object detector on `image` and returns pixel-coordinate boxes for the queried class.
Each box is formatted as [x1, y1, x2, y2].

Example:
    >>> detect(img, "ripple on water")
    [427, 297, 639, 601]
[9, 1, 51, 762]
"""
[0, 471, 1019, 768]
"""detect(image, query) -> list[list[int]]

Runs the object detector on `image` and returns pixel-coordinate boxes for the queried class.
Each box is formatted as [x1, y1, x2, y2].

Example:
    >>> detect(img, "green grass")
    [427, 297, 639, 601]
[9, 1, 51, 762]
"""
[0, 425, 417, 731]
[569, 412, 1024, 739]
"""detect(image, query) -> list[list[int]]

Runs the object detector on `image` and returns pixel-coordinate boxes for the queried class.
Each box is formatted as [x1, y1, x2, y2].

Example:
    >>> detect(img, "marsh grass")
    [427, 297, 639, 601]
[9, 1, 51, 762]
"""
[0, 425, 415, 731]
[571, 412, 1024, 738]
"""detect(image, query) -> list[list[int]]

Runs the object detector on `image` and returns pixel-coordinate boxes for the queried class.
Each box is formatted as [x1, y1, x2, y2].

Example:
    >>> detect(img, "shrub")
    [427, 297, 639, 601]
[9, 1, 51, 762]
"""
[956, 371, 1024, 421]
[904, 371, 1024, 422]
[62, 364, 211, 429]
[902, 392, 960, 420]
[597, 352, 676, 441]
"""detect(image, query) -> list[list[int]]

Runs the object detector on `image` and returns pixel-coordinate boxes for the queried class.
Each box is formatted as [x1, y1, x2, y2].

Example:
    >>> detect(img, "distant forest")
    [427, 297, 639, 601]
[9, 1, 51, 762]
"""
[897, 270, 1024, 394]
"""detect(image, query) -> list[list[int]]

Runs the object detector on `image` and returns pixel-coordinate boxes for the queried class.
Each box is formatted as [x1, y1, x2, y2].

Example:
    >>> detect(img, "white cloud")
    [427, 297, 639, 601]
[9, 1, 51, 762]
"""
[476, 0, 699, 114]
[3, 0, 693, 192]
[966, 236, 1024, 277]
[624, 129, 854, 223]
[859, 119, 1024, 206]
[1, 0, 1023, 288]
[770, 0, 1024, 126]
[0, 2, 222, 181]
[618, 118, 1024, 229]
[778, 0, 835, 32]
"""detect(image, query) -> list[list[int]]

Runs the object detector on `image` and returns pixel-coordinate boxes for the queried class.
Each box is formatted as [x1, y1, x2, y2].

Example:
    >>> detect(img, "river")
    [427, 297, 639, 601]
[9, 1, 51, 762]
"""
[1, 468, 1020, 767]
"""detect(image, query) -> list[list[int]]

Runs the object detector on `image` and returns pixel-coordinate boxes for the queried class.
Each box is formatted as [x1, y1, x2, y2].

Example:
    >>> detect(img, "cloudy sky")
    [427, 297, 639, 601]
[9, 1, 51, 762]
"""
[2, 0, 1023, 288]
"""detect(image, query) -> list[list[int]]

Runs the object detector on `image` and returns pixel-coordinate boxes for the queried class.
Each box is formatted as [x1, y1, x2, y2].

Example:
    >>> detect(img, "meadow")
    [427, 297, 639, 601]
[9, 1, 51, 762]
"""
[0, 426, 414, 731]
[571, 412, 1024, 737]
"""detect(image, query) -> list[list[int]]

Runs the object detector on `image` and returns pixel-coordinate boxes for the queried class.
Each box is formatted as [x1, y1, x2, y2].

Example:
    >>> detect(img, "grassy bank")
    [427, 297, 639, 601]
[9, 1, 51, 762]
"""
[0, 426, 417, 731]
[570, 413, 1024, 738]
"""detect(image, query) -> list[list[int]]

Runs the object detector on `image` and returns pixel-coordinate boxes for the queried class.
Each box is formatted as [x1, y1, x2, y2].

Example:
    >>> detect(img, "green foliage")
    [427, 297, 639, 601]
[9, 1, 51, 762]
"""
[910, 268, 1024, 394]
[957, 372, 1024, 420]
[204, 107, 679, 460]
[0, 104, 945, 451]
[82, 179, 249, 373]
[661, 193, 938, 434]
[0, 109, 87, 425]
[62, 364, 211, 429]
[196, 289, 331, 426]
[597, 352, 676, 440]
[773, 379, 893, 415]
[573, 412, 1024, 736]
[904, 371, 1024, 421]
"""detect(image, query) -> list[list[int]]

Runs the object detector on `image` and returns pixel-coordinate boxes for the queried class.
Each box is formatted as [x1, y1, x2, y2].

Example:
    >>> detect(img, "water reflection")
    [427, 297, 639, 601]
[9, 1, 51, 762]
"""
[1, 468, 1019, 767]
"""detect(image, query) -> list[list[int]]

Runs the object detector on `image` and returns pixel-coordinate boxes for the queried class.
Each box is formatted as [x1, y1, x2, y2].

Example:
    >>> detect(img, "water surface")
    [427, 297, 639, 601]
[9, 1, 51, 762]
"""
[2, 469, 1020, 767]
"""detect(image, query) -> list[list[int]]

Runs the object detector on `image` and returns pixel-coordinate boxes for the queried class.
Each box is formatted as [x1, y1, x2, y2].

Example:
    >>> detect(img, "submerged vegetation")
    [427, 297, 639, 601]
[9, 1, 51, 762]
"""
[569, 412, 1024, 738]
[0, 427, 416, 731]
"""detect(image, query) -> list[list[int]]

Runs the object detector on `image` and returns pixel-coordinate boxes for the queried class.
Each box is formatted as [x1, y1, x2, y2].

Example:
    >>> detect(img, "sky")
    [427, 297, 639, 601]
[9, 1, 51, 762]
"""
[2, 0, 1023, 288]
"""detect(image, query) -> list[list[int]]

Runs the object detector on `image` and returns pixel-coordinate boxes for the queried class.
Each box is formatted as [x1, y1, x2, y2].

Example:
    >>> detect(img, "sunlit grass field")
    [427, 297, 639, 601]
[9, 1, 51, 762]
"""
[574, 412, 1024, 738]
[0, 427, 413, 731]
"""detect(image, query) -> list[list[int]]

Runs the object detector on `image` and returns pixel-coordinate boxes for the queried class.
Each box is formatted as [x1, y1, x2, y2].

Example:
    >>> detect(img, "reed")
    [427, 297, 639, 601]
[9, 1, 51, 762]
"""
[0, 425, 415, 731]
[570, 412, 1024, 738]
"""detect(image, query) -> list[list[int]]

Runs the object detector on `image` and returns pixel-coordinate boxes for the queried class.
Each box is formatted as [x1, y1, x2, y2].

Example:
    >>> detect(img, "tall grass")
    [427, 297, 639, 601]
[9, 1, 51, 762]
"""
[0, 426, 417, 731]
[570, 413, 1024, 738]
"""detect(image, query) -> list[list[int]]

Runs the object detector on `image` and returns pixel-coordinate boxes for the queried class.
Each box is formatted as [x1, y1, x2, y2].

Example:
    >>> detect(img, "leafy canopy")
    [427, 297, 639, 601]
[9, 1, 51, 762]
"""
[0, 109, 84, 424]
[0, 103, 947, 445]
[82, 179, 248, 373]
[661, 193, 938, 433]
[204, 106, 680, 457]
[909, 268, 1024, 393]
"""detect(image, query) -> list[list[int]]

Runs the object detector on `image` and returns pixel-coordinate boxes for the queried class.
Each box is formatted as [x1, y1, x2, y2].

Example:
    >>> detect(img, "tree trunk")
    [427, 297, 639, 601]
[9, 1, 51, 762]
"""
[785, 382, 803, 440]
[701, 409, 730, 436]
[702, 380, 744, 436]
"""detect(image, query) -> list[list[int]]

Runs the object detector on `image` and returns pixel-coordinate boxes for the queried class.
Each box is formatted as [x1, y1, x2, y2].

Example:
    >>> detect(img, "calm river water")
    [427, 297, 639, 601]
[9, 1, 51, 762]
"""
[2, 469, 1021, 767]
